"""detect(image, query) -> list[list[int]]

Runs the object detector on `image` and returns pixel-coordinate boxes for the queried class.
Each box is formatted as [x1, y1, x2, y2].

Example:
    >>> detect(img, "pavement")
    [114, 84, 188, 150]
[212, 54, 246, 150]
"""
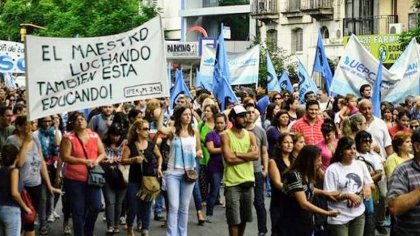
[46, 194, 390, 236]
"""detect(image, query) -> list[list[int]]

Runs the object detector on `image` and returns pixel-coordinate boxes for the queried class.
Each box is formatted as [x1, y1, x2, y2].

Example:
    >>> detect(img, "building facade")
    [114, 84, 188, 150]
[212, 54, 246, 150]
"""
[253, 0, 419, 71]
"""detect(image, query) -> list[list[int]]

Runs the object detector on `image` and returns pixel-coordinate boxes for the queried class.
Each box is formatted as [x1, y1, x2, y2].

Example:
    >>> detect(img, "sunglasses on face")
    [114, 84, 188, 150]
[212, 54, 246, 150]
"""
[411, 125, 419, 129]
[274, 97, 282, 100]
[140, 127, 150, 131]
[361, 138, 372, 143]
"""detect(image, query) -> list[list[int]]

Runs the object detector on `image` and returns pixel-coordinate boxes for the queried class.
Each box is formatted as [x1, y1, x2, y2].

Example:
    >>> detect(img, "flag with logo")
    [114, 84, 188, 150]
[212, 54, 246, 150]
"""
[330, 34, 405, 102]
[385, 38, 420, 102]
[278, 71, 293, 94]
[313, 31, 333, 94]
[266, 51, 280, 92]
[298, 61, 318, 104]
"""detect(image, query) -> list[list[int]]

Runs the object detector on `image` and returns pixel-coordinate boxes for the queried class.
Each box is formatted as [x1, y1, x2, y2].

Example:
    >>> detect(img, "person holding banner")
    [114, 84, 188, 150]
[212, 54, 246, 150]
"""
[157, 104, 203, 236]
[60, 112, 105, 236]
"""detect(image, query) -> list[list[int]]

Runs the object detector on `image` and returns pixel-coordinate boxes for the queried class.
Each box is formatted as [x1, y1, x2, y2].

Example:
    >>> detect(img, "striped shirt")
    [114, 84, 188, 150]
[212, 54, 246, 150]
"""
[388, 159, 420, 235]
[290, 116, 323, 145]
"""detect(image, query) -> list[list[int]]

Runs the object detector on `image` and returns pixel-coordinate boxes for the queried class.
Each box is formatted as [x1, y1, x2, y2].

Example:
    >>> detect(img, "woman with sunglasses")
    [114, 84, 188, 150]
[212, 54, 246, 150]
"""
[121, 119, 163, 236]
[354, 131, 384, 236]
[324, 137, 373, 236]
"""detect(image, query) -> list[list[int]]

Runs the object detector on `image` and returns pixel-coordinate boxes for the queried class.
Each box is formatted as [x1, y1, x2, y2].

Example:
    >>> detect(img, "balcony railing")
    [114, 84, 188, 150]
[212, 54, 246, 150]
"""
[251, 0, 278, 15]
[300, 0, 332, 10]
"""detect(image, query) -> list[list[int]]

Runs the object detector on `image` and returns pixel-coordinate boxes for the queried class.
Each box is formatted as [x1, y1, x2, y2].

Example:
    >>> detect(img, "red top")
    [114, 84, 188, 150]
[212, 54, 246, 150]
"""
[388, 125, 410, 139]
[63, 129, 100, 182]
[291, 115, 324, 145]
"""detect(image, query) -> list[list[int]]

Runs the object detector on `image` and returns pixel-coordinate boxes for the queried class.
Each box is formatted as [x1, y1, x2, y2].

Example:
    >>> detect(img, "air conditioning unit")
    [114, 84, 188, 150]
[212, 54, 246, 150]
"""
[389, 23, 406, 34]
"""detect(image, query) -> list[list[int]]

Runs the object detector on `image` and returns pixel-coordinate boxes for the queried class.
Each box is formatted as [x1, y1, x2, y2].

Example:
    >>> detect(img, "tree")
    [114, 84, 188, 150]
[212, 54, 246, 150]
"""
[400, 0, 420, 47]
[0, 0, 159, 41]
[251, 37, 296, 90]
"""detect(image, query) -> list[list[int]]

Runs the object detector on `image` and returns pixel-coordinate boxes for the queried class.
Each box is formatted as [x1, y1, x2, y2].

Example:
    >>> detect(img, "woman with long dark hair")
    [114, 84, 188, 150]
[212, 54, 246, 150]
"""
[102, 123, 127, 234]
[281, 145, 340, 235]
[267, 133, 293, 236]
[324, 137, 374, 236]
[158, 105, 203, 236]
[266, 110, 290, 158]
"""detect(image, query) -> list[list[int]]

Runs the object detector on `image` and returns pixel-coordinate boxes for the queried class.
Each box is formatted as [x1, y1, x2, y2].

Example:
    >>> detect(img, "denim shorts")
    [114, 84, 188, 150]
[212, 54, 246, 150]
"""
[225, 184, 253, 225]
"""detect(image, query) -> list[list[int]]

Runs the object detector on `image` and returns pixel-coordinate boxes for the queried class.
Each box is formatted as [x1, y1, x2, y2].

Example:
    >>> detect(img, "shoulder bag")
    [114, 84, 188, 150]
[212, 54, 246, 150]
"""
[137, 148, 160, 201]
[21, 188, 36, 225]
[76, 133, 106, 188]
[180, 138, 198, 183]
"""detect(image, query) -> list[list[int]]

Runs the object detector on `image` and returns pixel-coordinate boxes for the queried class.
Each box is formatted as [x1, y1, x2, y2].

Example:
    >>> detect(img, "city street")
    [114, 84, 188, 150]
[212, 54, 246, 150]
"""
[46, 194, 390, 236]
[47, 193, 266, 236]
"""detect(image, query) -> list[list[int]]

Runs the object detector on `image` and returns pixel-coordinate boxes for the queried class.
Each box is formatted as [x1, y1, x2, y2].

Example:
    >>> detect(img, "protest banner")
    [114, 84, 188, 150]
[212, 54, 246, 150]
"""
[199, 45, 260, 86]
[0, 40, 25, 73]
[25, 17, 168, 120]
[386, 38, 420, 102]
[331, 35, 419, 104]
[343, 34, 402, 64]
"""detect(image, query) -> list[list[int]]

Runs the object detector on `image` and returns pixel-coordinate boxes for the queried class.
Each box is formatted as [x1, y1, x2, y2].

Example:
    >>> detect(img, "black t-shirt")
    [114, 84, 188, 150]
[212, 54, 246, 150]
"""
[281, 170, 315, 235]
[128, 141, 156, 184]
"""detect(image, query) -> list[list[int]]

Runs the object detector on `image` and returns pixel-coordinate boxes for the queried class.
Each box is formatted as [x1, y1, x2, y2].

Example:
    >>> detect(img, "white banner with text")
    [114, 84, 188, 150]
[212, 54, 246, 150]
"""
[26, 17, 168, 120]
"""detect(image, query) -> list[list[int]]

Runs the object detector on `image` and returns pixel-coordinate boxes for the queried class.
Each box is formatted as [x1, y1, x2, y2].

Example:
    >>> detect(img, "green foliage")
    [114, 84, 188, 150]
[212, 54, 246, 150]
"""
[0, 0, 159, 41]
[251, 37, 295, 90]
[400, 0, 420, 47]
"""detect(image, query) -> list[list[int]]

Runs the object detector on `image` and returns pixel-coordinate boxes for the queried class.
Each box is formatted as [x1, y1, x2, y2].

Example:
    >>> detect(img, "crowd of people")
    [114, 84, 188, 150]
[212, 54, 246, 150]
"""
[0, 83, 420, 236]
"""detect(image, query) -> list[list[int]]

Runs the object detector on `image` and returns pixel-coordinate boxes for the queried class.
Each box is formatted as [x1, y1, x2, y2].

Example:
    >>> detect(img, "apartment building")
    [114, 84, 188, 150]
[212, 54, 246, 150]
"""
[253, 0, 419, 69]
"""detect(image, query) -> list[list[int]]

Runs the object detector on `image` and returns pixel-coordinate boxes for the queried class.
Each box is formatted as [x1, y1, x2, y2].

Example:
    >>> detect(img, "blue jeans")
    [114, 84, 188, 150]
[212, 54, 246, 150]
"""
[192, 160, 203, 211]
[64, 178, 102, 236]
[126, 183, 152, 231]
[166, 173, 195, 236]
[0, 206, 21, 236]
[206, 171, 222, 216]
[103, 182, 127, 228]
[254, 172, 267, 234]
[154, 192, 164, 216]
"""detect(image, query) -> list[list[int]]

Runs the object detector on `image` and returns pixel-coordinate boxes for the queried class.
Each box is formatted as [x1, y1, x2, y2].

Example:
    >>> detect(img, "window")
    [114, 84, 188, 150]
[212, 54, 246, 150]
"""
[292, 28, 303, 53]
[288, 0, 300, 11]
[408, 13, 420, 30]
[321, 26, 329, 39]
[266, 29, 277, 47]
[343, 0, 373, 35]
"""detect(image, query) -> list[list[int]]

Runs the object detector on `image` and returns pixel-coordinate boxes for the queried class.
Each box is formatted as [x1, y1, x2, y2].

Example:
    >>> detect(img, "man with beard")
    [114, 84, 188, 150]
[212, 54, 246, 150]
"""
[221, 105, 259, 236]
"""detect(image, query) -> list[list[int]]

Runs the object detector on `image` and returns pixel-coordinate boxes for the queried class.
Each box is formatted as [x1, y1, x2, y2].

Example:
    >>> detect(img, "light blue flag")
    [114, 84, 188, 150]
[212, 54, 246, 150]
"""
[298, 61, 318, 104]
[195, 68, 203, 88]
[195, 69, 212, 91]
[372, 54, 384, 117]
[170, 69, 192, 109]
[313, 32, 333, 94]
[266, 51, 280, 92]
[278, 71, 293, 94]
[213, 24, 239, 110]
[4, 73, 16, 89]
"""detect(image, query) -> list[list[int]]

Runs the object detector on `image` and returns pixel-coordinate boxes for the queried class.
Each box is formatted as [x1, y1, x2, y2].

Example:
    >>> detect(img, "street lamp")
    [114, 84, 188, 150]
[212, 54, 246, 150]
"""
[20, 23, 46, 42]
